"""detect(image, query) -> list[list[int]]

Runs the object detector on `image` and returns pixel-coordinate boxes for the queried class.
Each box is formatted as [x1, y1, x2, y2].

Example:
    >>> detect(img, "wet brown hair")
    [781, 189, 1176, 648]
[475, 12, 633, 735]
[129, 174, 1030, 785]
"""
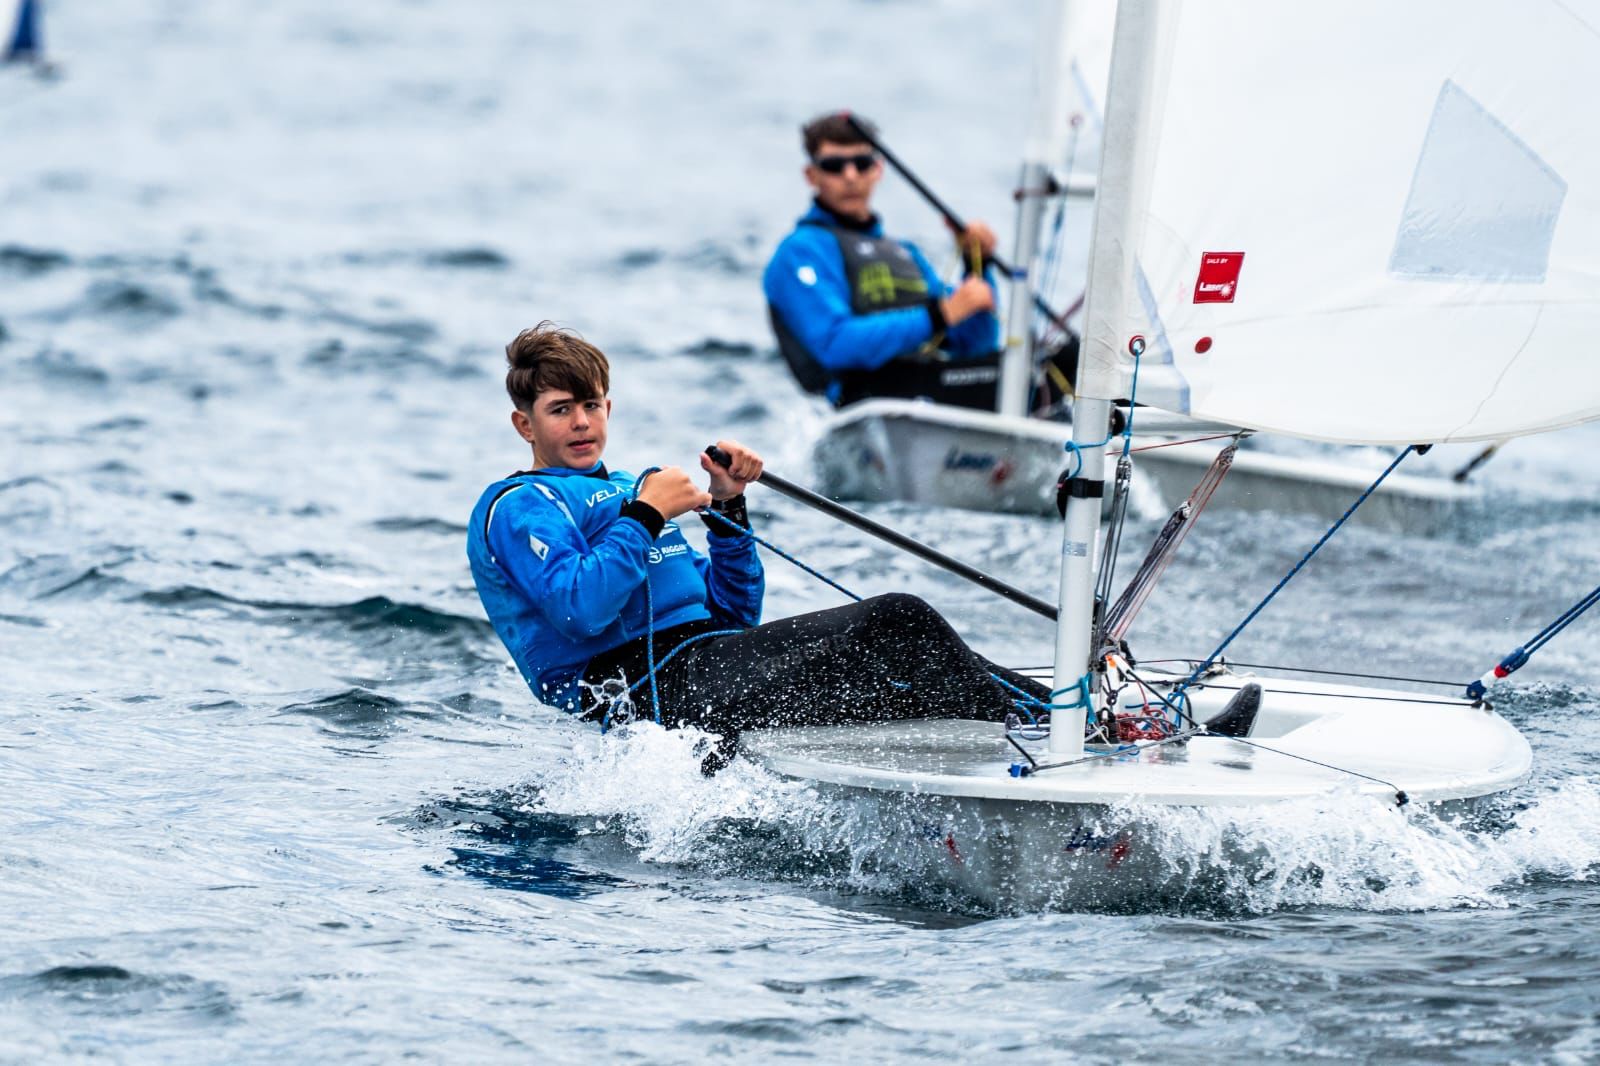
[504, 321, 610, 411]
[801, 111, 876, 158]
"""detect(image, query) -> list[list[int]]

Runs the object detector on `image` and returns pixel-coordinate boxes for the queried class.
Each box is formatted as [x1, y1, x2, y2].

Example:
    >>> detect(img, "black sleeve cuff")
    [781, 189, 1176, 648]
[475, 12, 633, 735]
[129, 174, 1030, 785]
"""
[700, 494, 749, 537]
[620, 500, 665, 539]
[926, 296, 948, 334]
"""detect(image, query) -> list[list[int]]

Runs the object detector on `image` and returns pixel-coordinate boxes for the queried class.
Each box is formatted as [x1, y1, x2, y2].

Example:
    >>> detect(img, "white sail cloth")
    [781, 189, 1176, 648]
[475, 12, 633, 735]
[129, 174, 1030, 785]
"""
[1026, 1, 1113, 177]
[1093, 1, 1600, 444]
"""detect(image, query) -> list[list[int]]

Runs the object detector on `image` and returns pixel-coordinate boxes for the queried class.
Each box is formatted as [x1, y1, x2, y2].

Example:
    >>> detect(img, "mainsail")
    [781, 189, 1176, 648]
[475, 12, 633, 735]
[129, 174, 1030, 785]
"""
[1081, 1, 1600, 445]
[1025, 1, 1112, 186]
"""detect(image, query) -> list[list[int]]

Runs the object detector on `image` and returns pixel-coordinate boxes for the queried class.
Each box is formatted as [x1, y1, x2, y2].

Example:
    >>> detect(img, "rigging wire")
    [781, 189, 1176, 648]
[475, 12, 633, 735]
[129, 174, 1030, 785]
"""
[1139, 659, 1467, 689]
[1035, 118, 1083, 346]
[1092, 452, 1134, 635]
[1087, 345, 1145, 654]
[1038, 661, 1412, 804]
[1204, 733, 1409, 806]
[1103, 440, 1238, 644]
[1169, 445, 1419, 704]
[1467, 581, 1600, 701]
[1115, 431, 1243, 455]
[1180, 682, 1472, 709]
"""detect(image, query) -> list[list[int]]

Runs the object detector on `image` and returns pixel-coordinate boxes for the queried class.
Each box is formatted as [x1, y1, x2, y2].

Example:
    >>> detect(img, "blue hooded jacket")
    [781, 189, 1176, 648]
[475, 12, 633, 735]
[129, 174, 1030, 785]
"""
[466, 464, 764, 711]
[762, 202, 1000, 401]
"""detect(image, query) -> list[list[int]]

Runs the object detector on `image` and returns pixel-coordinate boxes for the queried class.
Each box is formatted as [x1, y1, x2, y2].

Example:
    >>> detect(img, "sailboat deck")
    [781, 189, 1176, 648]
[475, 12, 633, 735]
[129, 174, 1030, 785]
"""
[740, 678, 1531, 807]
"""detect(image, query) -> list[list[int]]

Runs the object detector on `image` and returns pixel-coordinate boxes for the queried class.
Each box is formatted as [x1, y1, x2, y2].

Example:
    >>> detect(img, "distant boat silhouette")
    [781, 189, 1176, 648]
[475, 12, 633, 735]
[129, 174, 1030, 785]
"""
[3, 0, 41, 63]
[4, 0, 60, 78]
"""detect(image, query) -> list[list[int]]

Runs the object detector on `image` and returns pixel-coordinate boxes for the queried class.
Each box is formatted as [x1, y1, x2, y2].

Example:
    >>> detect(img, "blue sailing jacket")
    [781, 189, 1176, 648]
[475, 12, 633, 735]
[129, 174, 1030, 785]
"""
[466, 464, 764, 711]
[762, 202, 1000, 401]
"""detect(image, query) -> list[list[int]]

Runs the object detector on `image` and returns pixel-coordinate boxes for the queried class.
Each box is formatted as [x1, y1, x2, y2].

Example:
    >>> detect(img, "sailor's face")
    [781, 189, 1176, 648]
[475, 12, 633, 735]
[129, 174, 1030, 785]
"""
[514, 389, 611, 469]
[806, 139, 882, 222]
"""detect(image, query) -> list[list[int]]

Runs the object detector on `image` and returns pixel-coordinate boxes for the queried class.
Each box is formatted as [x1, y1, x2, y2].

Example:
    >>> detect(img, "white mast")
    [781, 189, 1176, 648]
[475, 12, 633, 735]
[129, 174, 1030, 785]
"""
[1050, 0, 1170, 755]
[998, 0, 1075, 418]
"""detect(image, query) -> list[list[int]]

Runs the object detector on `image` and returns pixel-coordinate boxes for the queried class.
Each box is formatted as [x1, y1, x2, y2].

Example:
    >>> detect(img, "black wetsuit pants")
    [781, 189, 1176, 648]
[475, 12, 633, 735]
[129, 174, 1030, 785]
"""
[579, 593, 1050, 743]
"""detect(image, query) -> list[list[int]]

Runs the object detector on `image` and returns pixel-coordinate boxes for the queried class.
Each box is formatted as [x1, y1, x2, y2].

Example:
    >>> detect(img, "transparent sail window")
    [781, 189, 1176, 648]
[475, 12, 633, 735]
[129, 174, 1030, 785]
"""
[1389, 80, 1565, 283]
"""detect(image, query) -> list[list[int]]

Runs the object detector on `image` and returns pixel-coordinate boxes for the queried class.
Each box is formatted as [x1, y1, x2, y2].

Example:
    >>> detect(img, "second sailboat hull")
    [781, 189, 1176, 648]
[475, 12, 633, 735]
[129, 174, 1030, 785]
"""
[812, 399, 1476, 531]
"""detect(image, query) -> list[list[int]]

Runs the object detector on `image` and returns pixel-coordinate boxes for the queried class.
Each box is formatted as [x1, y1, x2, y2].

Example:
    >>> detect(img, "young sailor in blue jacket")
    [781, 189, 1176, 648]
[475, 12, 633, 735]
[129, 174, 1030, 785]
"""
[467, 323, 1052, 767]
[762, 111, 1005, 409]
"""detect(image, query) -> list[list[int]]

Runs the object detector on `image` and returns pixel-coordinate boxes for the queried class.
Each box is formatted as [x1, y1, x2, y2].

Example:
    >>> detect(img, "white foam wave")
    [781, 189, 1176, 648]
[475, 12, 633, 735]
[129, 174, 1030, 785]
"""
[1125, 794, 1513, 912]
[524, 727, 1600, 914]
[522, 723, 813, 865]
[1113, 776, 1600, 912]
[1494, 775, 1600, 880]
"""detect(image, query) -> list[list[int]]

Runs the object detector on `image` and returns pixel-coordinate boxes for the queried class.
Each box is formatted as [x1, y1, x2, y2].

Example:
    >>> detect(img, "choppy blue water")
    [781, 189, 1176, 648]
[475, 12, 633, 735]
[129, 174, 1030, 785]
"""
[5, 1, 1600, 1060]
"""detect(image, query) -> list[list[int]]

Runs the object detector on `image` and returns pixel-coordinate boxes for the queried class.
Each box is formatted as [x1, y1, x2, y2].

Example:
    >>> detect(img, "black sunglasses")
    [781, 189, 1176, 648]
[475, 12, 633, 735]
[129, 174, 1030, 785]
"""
[813, 151, 879, 175]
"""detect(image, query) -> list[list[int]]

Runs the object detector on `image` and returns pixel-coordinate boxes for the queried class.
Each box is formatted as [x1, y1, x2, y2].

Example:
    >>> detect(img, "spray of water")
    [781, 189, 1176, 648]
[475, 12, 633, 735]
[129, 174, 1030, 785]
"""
[525, 723, 814, 865]
[518, 723, 1600, 915]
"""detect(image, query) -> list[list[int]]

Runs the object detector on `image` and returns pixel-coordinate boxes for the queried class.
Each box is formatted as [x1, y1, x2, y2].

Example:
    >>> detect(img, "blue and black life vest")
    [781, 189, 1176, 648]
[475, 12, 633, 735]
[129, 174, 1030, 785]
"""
[770, 220, 1002, 409]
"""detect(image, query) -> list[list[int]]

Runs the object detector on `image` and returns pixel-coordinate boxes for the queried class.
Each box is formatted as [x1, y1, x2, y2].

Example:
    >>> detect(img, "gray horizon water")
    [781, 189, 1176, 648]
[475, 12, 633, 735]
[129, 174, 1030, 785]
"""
[4, 1, 1600, 1061]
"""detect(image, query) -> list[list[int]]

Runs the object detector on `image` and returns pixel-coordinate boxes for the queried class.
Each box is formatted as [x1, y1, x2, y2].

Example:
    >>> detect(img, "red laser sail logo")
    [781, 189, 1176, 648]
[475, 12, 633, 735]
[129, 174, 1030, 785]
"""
[1193, 251, 1244, 304]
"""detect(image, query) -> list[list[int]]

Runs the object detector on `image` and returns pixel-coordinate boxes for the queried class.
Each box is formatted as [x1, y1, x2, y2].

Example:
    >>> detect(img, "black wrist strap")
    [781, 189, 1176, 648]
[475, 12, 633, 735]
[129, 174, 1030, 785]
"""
[702, 494, 749, 536]
[620, 500, 665, 539]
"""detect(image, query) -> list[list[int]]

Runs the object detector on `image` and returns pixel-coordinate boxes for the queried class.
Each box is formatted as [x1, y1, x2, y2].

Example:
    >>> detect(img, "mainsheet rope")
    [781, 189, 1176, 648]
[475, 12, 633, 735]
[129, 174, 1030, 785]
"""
[614, 467, 1066, 729]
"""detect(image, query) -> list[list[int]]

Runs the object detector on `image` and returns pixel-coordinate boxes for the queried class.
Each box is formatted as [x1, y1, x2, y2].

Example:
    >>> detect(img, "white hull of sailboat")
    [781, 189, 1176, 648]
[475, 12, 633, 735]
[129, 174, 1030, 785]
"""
[740, 670, 1530, 910]
[812, 399, 1477, 531]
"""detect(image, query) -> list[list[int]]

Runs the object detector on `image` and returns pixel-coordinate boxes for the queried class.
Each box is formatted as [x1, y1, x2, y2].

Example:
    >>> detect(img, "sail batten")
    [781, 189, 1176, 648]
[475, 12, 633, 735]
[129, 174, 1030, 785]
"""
[1104, 0, 1600, 444]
